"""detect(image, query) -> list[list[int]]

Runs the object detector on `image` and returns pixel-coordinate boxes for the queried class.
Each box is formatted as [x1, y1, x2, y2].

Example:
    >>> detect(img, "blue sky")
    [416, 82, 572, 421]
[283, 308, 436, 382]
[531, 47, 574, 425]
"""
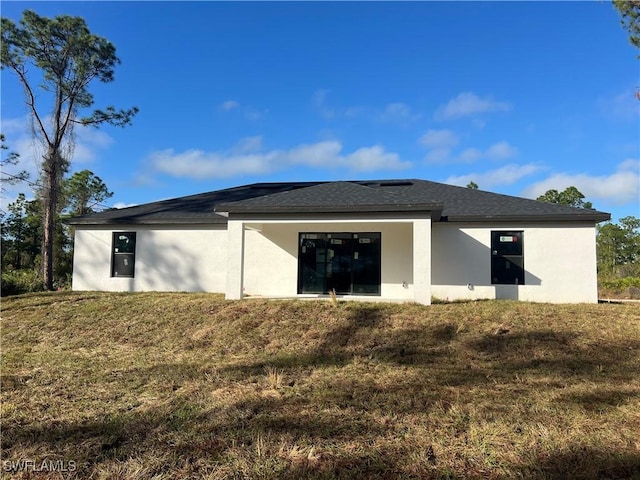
[1, 1, 639, 221]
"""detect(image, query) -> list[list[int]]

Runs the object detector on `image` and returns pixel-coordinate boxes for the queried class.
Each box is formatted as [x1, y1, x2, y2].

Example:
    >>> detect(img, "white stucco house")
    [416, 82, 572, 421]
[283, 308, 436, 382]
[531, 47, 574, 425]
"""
[66, 179, 610, 304]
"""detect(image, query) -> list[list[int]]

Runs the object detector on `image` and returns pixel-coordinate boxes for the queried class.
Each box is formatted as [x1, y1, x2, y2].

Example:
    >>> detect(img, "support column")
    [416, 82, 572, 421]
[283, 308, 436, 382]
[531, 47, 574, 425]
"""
[226, 219, 245, 300]
[413, 217, 432, 305]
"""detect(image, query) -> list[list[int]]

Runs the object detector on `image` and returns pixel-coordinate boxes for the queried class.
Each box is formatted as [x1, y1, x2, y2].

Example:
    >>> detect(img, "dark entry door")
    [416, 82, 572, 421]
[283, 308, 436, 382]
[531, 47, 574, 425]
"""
[298, 233, 381, 295]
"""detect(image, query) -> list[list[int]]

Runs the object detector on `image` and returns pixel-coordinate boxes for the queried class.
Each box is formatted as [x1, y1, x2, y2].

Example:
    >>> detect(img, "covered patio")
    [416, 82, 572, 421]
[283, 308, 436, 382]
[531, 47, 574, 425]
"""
[222, 215, 437, 305]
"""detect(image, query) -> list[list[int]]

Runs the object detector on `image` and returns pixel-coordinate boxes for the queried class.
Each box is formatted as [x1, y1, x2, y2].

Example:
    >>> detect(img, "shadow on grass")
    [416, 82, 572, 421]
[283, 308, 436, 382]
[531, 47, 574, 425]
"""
[464, 329, 640, 381]
[4, 301, 639, 478]
[1, 395, 213, 468]
[556, 388, 640, 412]
[1, 390, 405, 477]
[106, 362, 207, 389]
[512, 446, 640, 480]
[0, 374, 32, 391]
[222, 303, 640, 388]
[222, 305, 463, 374]
[277, 450, 425, 480]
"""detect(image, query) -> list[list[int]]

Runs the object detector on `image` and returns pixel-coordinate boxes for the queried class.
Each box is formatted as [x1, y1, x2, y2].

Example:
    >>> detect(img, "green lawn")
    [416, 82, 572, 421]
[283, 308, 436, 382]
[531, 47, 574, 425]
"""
[2, 292, 639, 479]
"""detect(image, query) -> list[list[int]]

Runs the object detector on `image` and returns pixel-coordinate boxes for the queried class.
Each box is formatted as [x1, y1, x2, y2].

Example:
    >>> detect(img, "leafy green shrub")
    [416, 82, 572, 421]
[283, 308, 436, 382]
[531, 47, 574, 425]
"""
[599, 277, 640, 290]
[1, 269, 44, 297]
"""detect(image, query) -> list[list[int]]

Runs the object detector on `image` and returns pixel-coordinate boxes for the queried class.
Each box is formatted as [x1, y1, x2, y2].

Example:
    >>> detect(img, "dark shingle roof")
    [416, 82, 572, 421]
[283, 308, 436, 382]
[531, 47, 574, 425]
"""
[65, 182, 321, 225]
[215, 181, 444, 214]
[66, 179, 610, 225]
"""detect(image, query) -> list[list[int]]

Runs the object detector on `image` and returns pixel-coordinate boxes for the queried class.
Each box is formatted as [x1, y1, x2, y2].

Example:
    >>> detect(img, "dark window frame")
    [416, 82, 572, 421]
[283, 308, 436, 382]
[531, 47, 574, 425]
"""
[491, 230, 525, 285]
[111, 232, 136, 278]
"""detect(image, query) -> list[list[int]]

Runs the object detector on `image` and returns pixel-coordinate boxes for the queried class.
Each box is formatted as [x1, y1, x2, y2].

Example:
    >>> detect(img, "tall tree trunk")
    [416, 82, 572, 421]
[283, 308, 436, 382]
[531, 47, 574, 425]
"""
[42, 148, 62, 291]
[15, 214, 23, 270]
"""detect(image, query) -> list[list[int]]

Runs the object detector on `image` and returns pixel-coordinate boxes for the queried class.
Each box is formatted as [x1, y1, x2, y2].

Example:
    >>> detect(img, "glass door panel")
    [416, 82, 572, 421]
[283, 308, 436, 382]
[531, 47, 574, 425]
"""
[326, 233, 353, 294]
[352, 233, 381, 295]
[298, 233, 327, 294]
[298, 232, 381, 295]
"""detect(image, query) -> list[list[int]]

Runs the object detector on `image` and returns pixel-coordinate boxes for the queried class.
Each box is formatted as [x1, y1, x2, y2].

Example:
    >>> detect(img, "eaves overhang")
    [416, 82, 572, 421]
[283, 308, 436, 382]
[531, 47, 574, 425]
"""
[214, 202, 445, 217]
[63, 215, 227, 226]
[442, 212, 611, 223]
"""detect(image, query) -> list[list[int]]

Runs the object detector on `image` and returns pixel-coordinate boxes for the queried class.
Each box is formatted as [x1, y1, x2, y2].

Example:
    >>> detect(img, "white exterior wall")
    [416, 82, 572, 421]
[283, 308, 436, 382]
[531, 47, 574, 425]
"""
[431, 222, 599, 303]
[242, 221, 416, 301]
[72, 219, 600, 304]
[72, 225, 227, 292]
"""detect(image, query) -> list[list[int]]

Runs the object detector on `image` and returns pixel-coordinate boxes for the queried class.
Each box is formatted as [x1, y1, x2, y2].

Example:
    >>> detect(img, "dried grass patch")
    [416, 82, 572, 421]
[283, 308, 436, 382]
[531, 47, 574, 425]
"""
[1, 292, 639, 479]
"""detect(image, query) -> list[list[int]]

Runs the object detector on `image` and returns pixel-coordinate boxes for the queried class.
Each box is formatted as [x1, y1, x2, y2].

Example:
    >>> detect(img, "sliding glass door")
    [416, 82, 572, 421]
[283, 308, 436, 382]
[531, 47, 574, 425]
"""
[298, 233, 381, 295]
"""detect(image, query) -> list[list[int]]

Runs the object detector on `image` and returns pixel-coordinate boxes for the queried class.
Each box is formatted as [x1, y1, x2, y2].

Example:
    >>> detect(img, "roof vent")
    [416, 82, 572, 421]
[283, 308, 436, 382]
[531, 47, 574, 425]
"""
[378, 181, 413, 187]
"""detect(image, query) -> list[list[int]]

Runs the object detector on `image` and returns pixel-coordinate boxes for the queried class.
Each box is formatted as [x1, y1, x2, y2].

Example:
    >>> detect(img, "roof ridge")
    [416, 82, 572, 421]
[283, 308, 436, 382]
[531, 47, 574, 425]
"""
[65, 178, 611, 225]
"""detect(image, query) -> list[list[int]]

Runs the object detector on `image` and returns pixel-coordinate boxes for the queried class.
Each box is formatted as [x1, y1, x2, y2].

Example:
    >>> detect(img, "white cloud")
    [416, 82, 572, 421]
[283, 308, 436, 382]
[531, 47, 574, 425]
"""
[485, 140, 518, 160]
[1, 133, 42, 202]
[9, 134, 44, 168]
[72, 127, 114, 163]
[245, 109, 268, 121]
[344, 105, 366, 118]
[457, 148, 483, 163]
[424, 148, 452, 164]
[345, 145, 406, 172]
[522, 160, 640, 206]
[233, 136, 263, 154]
[1, 116, 114, 202]
[1, 117, 28, 135]
[287, 140, 343, 168]
[149, 149, 274, 178]
[131, 173, 161, 187]
[419, 129, 460, 149]
[619, 158, 640, 171]
[435, 92, 511, 121]
[218, 100, 266, 120]
[419, 129, 462, 164]
[312, 90, 420, 125]
[444, 163, 541, 188]
[597, 89, 640, 122]
[220, 100, 240, 111]
[422, 135, 518, 165]
[472, 118, 487, 130]
[1, 116, 113, 165]
[147, 139, 411, 179]
[376, 102, 422, 124]
[112, 202, 138, 209]
[312, 89, 336, 120]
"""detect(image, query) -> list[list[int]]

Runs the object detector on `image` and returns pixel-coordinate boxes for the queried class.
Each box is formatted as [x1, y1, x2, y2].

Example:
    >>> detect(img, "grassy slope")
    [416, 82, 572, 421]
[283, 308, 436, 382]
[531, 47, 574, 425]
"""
[1, 292, 639, 479]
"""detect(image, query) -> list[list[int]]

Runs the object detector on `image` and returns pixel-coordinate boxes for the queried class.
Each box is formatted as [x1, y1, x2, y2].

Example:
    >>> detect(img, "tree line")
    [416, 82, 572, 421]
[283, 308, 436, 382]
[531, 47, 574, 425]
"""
[1, 165, 112, 293]
[3, 178, 638, 295]
[2, 9, 137, 290]
[1, 5, 638, 294]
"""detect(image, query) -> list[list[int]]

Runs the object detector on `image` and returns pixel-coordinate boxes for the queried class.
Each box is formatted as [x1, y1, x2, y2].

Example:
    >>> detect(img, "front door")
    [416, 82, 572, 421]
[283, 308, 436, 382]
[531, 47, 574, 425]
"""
[298, 233, 381, 295]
